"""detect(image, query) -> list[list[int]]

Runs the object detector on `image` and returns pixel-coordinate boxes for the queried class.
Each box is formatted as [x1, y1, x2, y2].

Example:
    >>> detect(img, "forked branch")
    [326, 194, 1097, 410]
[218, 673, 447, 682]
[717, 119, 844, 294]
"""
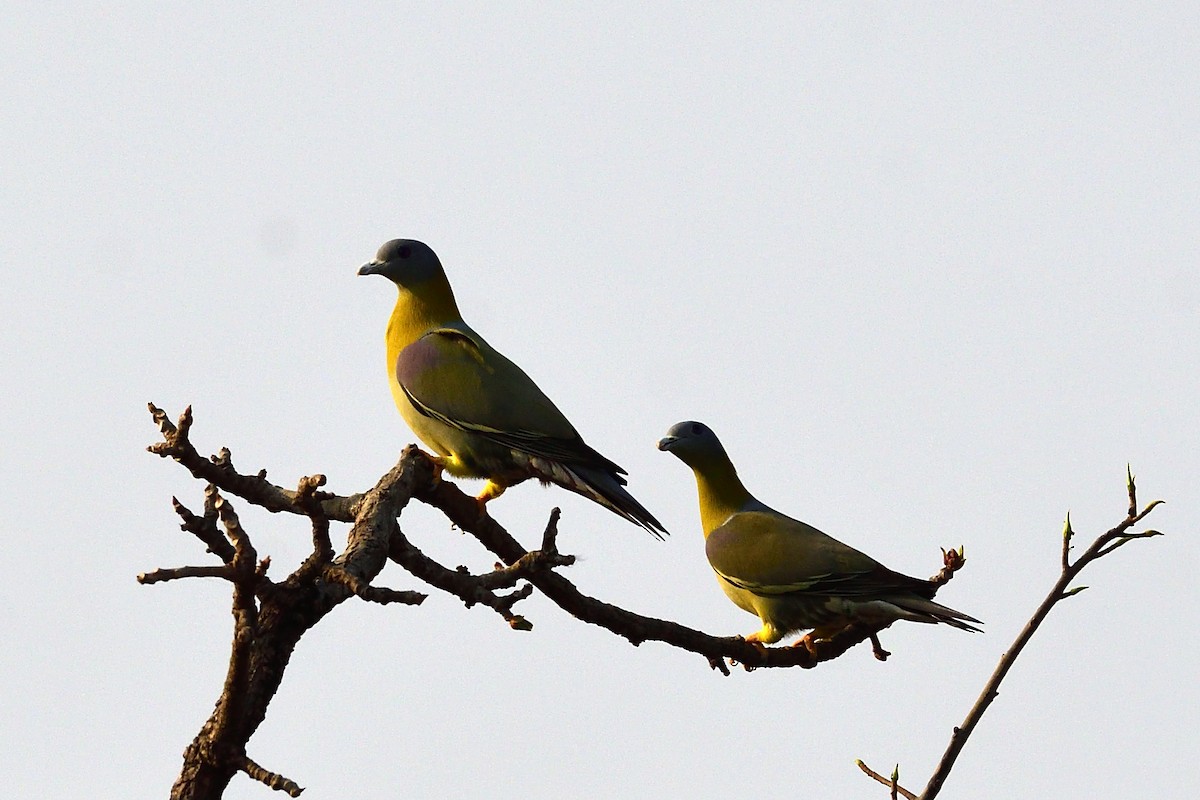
[142, 404, 977, 797]
[860, 467, 1165, 799]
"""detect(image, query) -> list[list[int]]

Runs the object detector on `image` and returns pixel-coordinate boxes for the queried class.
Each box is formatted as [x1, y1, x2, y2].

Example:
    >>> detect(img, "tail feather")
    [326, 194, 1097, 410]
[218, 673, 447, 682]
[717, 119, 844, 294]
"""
[529, 457, 667, 538]
[890, 595, 983, 633]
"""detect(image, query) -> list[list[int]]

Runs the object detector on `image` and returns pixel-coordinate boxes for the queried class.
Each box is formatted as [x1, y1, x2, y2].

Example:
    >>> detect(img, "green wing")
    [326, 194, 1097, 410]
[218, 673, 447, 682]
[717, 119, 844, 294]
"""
[705, 510, 933, 599]
[395, 325, 625, 473]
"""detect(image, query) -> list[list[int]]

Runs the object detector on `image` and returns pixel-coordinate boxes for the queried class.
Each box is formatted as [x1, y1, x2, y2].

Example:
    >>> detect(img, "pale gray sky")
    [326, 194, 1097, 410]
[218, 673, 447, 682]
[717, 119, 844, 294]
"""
[3, 5, 1196, 798]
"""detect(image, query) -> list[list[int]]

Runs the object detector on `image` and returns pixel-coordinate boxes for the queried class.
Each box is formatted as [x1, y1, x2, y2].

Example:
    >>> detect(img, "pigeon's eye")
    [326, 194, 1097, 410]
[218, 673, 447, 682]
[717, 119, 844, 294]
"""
[691, 422, 702, 435]
[397, 245, 412, 259]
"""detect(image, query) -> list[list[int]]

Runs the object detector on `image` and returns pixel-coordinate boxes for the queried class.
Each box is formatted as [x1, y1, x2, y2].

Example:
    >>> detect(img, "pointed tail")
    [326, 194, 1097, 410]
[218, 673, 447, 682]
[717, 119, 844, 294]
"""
[530, 458, 668, 538]
[891, 595, 983, 632]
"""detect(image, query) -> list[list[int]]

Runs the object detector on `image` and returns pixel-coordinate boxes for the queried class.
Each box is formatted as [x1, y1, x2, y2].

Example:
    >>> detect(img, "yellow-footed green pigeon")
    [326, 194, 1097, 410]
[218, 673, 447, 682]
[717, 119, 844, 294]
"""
[658, 421, 979, 646]
[359, 238, 666, 537]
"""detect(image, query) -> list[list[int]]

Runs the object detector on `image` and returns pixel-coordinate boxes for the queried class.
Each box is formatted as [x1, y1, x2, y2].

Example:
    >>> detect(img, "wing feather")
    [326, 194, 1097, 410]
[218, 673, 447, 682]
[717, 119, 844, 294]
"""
[706, 510, 936, 599]
[395, 326, 625, 474]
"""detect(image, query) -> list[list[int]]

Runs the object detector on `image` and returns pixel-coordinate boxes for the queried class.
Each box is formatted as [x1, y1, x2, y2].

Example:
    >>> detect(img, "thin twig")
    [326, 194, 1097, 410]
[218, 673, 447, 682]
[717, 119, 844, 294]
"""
[914, 471, 1164, 799]
[240, 755, 303, 797]
[293, 474, 334, 582]
[869, 633, 892, 661]
[320, 564, 425, 606]
[856, 761, 917, 800]
[147, 403, 357, 521]
[172, 493, 235, 562]
[138, 565, 232, 584]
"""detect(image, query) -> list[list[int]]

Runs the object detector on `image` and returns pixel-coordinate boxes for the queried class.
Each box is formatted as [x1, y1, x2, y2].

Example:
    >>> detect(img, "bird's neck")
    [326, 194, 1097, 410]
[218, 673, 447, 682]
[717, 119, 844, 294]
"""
[692, 457, 753, 537]
[384, 276, 464, 356]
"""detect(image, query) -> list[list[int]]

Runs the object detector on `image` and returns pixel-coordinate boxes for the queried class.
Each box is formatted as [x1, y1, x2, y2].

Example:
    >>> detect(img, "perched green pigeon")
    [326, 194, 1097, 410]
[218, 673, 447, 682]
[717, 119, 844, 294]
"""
[359, 238, 666, 537]
[657, 420, 979, 647]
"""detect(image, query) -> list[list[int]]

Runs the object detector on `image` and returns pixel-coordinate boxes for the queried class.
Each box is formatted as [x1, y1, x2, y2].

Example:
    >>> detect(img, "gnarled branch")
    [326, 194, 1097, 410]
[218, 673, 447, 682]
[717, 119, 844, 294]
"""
[143, 404, 972, 796]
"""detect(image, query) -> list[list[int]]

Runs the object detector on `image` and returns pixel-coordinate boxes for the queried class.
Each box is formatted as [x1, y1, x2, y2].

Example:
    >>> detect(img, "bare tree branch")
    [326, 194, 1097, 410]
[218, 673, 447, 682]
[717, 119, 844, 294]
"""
[240, 755, 303, 797]
[171, 490, 235, 563]
[857, 761, 917, 800]
[149, 403, 967, 672]
[862, 468, 1165, 799]
[138, 565, 233, 584]
[147, 404, 361, 522]
[158, 443, 430, 798]
[415, 474, 966, 670]
[292, 474, 333, 582]
[144, 404, 977, 797]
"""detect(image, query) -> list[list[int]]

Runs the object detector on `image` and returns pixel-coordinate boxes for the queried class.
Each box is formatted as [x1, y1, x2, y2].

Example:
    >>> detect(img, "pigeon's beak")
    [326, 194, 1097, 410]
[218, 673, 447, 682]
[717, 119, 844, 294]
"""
[656, 435, 679, 452]
[358, 261, 384, 276]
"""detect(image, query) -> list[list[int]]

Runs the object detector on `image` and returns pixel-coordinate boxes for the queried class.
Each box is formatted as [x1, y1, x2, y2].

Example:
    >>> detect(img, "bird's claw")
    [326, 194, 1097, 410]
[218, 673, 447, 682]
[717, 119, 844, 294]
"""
[413, 450, 446, 484]
[792, 633, 822, 659]
[473, 481, 508, 520]
[740, 634, 770, 659]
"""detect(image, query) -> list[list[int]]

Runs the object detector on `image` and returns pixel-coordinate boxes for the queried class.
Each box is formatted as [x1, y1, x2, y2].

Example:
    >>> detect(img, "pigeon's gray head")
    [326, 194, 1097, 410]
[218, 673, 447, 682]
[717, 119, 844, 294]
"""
[358, 239, 445, 286]
[657, 420, 726, 467]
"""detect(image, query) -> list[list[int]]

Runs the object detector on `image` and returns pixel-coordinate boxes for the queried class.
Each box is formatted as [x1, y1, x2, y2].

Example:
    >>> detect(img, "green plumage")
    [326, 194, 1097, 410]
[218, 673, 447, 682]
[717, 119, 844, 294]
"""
[658, 421, 980, 645]
[359, 239, 666, 537]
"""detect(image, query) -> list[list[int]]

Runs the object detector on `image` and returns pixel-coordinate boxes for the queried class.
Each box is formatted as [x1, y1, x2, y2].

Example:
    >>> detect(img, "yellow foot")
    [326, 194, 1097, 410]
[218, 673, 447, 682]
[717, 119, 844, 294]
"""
[476, 480, 507, 502]
[792, 633, 821, 659]
[473, 480, 508, 519]
[791, 625, 851, 659]
[741, 633, 770, 659]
